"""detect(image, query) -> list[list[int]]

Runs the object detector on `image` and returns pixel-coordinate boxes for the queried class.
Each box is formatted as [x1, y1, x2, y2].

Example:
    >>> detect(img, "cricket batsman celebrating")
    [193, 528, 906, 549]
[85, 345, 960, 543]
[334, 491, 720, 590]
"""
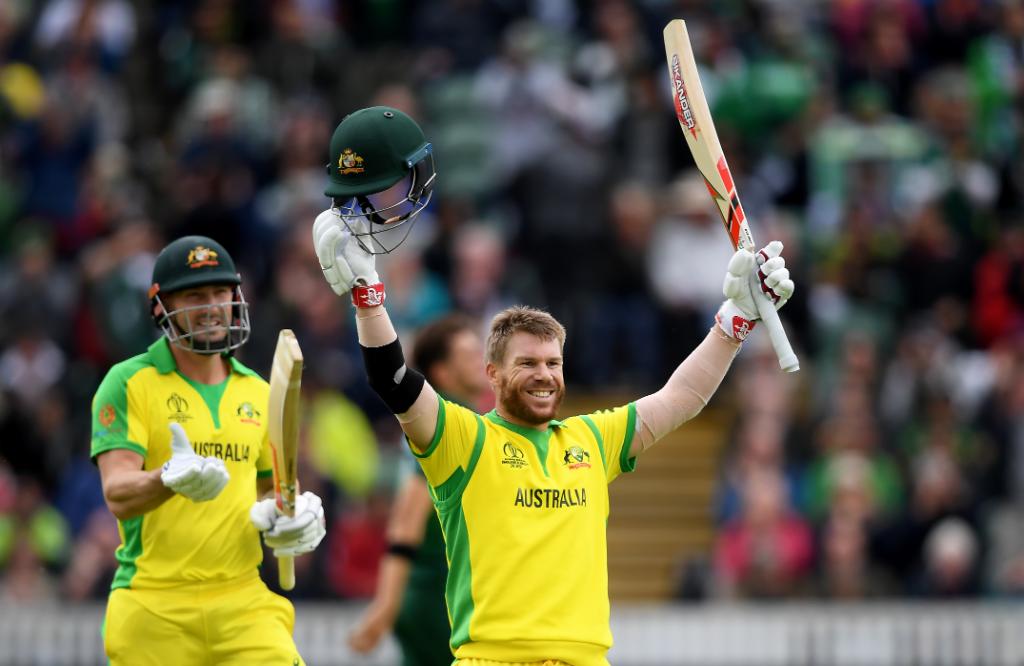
[91, 236, 327, 665]
[313, 106, 794, 665]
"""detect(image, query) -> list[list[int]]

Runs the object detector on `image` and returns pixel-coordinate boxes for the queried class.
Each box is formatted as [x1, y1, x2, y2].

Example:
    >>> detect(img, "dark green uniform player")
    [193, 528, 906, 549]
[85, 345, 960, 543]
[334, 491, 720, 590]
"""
[349, 314, 488, 665]
[393, 459, 456, 666]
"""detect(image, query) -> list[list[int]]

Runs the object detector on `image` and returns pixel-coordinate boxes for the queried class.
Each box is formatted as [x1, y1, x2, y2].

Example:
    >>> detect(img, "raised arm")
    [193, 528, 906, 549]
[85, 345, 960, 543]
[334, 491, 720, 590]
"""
[630, 242, 794, 458]
[355, 304, 440, 448]
[313, 209, 439, 449]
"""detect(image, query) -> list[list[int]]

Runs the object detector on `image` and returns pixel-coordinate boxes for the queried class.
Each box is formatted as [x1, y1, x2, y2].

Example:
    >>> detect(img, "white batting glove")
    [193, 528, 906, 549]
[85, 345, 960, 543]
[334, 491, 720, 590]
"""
[716, 241, 794, 341]
[160, 423, 230, 502]
[312, 209, 379, 296]
[250, 491, 327, 557]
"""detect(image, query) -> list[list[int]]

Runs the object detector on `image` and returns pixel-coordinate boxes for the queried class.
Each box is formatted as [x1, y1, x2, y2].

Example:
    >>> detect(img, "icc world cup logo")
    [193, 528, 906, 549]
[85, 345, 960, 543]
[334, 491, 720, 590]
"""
[167, 393, 192, 423]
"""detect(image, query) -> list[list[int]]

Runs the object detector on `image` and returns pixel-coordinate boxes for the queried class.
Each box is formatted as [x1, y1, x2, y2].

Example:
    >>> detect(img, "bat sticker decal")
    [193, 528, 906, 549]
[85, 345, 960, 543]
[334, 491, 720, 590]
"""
[670, 55, 698, 139]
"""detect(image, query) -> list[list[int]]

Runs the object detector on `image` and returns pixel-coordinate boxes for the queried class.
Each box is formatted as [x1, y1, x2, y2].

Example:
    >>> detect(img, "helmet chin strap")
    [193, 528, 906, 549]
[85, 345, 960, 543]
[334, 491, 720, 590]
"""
[357, 196, 391, 226]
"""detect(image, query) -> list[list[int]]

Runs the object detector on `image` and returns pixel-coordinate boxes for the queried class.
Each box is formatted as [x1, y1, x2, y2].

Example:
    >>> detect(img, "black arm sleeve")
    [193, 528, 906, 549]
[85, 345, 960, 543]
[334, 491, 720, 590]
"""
[361, 338, 425, 414]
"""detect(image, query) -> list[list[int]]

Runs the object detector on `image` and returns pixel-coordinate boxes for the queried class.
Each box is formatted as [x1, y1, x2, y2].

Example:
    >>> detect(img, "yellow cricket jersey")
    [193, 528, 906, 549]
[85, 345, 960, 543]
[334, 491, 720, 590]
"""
[412, 399, 638, 666]
[90, 338, 274, 590]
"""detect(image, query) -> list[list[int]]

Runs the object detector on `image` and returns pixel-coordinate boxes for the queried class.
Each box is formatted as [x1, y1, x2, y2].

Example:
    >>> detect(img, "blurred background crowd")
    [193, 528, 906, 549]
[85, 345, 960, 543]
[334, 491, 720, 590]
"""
[1, 0, 1024, 606]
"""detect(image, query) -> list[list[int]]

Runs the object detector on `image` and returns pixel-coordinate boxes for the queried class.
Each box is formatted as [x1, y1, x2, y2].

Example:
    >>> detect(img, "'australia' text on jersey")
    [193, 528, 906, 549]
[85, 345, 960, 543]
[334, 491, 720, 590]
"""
[513, 487, 587, 508]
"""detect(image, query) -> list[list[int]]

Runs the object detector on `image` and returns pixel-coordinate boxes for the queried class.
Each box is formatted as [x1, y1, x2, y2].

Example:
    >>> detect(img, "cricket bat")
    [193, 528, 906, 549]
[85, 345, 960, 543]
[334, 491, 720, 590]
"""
[663, 19, 800, 372]
[268, 329, 304, 590]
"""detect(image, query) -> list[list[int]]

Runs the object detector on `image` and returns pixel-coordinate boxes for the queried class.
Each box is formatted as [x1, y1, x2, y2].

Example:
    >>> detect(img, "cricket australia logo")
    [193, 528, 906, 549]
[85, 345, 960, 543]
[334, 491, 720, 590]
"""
[501, 442, 528, 469]
[236, 401, 261, 426]
[338, 148, 365, 174]
[186, 245, 219, 268]
[167, 393, 192, 423]
[563, 445, 591, 469]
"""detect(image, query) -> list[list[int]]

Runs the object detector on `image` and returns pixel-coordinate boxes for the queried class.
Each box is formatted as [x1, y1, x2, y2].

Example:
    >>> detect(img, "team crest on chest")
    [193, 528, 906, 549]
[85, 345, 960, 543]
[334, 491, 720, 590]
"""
[563, 445, 591, 469]
[236, 401, 261, 426]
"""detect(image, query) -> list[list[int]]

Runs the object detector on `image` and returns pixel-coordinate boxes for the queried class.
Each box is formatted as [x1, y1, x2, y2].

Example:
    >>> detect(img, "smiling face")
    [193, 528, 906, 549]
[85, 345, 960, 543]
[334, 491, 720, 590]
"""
[162, 284, 234, 349]
[487, 332, 565, 428]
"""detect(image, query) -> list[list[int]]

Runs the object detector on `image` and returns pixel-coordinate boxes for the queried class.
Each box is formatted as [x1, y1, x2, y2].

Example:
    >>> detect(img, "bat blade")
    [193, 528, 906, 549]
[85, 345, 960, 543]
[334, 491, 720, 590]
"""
[268, 329, 304, 590]
[663, 19, 799, 373]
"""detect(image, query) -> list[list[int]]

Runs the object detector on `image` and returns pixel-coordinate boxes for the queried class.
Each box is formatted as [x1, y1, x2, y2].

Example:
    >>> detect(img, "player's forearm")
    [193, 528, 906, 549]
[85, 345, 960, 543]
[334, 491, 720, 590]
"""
[397, 385, 440, 450]
[355, 305, 398, 347]
[369, 556, 413, 621]
[356, 304, 439, 446]
[633, 327, 741, 453]
[103, 468, 175, 520]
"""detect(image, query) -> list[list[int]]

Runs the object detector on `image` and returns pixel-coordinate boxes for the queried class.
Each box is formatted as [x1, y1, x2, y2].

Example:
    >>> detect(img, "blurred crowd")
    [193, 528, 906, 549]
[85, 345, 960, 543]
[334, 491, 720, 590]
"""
[1, 0, 1024, 604]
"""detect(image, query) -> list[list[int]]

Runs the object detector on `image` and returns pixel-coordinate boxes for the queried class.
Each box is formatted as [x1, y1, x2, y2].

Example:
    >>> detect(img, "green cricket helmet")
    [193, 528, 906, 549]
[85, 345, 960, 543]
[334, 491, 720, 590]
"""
[324, 106, 436, 254]
[148, 235, 251, 354]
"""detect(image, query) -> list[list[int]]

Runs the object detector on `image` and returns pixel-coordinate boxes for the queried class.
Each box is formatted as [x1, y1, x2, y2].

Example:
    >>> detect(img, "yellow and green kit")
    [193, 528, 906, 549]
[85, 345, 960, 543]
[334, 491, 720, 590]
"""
[412, 399, 638, 666]
[91, 338, 302, 665]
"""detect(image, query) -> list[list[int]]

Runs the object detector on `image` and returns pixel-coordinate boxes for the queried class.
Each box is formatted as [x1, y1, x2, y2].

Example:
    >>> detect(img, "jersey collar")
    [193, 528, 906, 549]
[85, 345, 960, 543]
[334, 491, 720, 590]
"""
[485, 409, 565, 435]
[147, 337, 258, 377]
[147, 338, 178, 374]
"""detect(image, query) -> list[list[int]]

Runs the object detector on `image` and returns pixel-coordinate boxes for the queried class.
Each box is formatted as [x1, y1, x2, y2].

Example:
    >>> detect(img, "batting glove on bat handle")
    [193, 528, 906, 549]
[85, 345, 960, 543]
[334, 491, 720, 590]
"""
[716, 242, 795, 330]
[715, 242, 799, 371]
[250, 491, 327, 557]
[750, 241, 799, 372]
[312, 208, 380, 297]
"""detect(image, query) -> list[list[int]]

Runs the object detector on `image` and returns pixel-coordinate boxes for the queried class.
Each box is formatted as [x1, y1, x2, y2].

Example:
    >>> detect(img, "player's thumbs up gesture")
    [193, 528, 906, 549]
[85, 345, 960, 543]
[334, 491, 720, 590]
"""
[716, 241, 794, 341]
[160, 423, 230, 502]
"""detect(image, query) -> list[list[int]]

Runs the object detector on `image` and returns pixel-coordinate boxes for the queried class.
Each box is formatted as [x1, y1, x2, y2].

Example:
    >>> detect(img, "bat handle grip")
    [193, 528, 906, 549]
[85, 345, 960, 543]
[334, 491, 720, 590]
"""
[278, 556, 295, 591]
[749, 273, 800, 373]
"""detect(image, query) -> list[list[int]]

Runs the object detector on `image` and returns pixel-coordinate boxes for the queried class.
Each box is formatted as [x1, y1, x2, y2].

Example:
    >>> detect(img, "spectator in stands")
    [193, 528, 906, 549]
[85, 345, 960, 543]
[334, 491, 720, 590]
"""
[816, 511, 880, 599]
[577, 181, 661, 389]
[918, 517, 982, 598]
[872, 448, 981, 595]
[715, 413, 801, 526]
[802, 407, 904, 523]
[648, 173, 735, 356]
[714, 468, 814, 599]
[0, 473, 70, 601]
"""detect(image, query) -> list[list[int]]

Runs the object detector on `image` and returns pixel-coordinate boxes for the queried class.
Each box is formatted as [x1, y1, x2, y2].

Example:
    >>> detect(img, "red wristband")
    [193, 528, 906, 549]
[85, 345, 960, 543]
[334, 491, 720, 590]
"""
[715, 311, 757, 341]
[351, 282, 386, 308]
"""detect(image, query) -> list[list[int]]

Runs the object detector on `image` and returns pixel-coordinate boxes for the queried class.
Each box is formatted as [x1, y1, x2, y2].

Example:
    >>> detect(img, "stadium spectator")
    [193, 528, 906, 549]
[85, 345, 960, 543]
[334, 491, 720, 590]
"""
[714, 467, 814, 599]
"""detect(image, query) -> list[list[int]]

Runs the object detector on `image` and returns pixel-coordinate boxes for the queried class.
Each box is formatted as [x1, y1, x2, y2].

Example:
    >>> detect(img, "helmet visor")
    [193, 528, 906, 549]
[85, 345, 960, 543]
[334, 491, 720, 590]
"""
[155, 286, 252, 354]
[333, 148, 435, 254]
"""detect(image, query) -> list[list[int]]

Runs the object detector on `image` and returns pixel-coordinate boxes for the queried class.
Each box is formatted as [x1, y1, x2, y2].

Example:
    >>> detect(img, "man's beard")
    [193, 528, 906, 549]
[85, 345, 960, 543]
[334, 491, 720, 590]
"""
[172, 314, 229, 353]
[497, 375, 564, 426]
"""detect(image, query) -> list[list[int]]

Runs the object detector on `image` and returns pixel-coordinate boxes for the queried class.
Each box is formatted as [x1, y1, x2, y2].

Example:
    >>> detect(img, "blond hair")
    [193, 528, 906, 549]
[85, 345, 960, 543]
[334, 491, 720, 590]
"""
[485, 306, 566, 365]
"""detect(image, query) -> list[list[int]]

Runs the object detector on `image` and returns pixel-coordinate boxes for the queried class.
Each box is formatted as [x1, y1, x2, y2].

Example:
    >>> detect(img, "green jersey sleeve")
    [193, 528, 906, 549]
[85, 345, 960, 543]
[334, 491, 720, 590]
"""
[409, 398, 480, 498]
[91, 364, 149, 461]
[577, 402, 638, 483]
